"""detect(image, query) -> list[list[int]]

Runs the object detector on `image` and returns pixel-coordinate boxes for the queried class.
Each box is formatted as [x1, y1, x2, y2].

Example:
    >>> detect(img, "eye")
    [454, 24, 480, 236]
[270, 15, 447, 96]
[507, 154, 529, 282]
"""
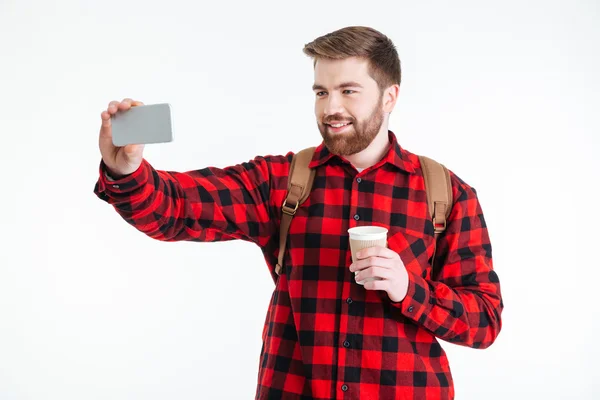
[316, 91, 326, 97]
[343, 90, 355, 94]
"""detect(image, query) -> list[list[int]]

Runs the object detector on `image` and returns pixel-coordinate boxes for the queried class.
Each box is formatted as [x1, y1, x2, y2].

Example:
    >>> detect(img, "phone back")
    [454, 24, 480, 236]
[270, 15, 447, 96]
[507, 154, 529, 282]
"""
[111, 103, 173, 146]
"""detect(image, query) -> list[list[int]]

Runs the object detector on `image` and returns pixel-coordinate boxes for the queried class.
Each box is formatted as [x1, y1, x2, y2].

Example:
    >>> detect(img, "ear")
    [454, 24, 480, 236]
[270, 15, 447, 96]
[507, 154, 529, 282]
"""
[382, 84, 400, 113]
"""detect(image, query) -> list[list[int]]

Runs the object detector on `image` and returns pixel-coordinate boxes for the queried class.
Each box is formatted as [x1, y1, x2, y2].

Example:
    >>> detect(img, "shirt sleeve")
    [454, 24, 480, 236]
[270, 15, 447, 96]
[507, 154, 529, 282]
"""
[93, 156, 284, 247]
[391, 174, 504, 349]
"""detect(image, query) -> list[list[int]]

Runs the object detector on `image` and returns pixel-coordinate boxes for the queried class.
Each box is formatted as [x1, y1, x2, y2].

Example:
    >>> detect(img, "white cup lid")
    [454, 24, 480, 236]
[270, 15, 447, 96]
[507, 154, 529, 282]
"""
[348, 226, 388, 239]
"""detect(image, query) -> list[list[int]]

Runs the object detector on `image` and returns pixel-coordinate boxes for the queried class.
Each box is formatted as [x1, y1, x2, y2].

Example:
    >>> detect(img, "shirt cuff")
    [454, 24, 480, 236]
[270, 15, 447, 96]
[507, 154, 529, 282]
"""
[97, 159, 149, 196]
[391, 269, 433, 323]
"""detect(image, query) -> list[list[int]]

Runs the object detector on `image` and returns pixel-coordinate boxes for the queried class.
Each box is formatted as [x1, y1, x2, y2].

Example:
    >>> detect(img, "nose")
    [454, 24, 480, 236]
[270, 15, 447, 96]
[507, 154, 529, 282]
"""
[323, 93, 344, 117]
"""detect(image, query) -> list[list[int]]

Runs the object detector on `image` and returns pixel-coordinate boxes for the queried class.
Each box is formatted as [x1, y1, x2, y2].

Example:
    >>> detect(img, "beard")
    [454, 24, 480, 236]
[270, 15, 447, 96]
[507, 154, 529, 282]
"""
[318, 97, 385, 157]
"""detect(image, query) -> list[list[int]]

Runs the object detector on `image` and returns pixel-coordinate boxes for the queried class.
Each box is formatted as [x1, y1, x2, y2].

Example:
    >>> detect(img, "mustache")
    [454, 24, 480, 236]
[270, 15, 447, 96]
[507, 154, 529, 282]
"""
[323, 116, 353, 124]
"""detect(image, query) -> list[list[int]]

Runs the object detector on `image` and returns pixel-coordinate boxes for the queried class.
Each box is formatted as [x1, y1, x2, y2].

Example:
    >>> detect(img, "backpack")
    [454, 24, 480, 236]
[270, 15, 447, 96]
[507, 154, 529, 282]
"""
[274, 147, 453, 277]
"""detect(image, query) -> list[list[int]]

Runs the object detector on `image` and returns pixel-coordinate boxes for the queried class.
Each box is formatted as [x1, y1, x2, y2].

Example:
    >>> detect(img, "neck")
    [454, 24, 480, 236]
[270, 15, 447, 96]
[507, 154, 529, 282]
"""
[345, 126, 391, 170]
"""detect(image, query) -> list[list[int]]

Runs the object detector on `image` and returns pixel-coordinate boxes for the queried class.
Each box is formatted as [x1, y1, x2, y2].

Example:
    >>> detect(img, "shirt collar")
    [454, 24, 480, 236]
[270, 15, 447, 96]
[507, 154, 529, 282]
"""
[308, 130, 416, 174]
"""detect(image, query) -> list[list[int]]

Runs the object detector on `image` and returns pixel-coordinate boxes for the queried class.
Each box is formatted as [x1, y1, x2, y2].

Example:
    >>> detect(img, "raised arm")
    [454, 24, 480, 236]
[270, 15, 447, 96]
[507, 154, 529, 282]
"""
[93, 98, 287, 246]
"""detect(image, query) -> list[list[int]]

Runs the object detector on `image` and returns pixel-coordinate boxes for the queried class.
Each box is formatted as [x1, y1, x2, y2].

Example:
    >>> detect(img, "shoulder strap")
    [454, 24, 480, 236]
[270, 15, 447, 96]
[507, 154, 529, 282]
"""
[275, 147, 316, 276]
[418, 155, 453, 276]
[418, 155, 453, 234]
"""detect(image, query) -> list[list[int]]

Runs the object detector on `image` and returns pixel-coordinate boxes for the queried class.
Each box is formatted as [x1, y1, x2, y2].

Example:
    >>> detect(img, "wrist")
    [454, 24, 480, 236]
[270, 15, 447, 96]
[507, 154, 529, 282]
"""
[105, 167, 128, 181]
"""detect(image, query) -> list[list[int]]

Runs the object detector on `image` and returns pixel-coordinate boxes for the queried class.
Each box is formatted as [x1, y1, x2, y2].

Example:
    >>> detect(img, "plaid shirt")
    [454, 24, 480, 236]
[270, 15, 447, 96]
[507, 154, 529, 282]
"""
[94, 130, 503, 400]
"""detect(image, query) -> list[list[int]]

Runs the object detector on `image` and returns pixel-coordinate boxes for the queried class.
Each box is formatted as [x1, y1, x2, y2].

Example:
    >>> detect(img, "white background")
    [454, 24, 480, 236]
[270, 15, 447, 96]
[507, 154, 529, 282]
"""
[1, 0, 599, 399]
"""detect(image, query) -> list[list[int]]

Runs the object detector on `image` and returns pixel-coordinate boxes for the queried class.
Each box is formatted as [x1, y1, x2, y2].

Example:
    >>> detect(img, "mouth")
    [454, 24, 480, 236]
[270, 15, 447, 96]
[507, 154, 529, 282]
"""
[326, 122, 353, 133]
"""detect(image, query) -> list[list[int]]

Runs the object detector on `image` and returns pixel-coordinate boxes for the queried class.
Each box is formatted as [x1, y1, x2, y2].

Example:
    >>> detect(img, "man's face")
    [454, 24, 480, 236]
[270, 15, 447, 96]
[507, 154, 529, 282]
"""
[313, 57, 386, 157]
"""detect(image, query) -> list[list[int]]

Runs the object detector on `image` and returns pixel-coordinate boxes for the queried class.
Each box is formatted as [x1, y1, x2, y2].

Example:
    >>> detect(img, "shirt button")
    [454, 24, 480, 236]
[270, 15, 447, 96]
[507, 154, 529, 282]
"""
[353, 214, 360, 221]
[343, 340, 350, 348]
[346, 297, 353, 304]
[408, 306, 414, 312]
[356, 177, 362, 183]
[341, 384, 349, 392]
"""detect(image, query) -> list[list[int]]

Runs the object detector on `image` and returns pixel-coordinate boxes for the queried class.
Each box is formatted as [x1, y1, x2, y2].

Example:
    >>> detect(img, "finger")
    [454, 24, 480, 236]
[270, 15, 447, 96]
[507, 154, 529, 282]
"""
[118, 98, 134, 111]
[100, 110, 112, 138]
[363, 279, 388, 291]
[350, 256, 391, 272]
[107, 100, 120, 115]
[101, 110, 111, 126]
[118, 98, 144, 111]
[117, 102, 129, 111]
[357, 246, 398, 260]
[355, 266, 392, 283]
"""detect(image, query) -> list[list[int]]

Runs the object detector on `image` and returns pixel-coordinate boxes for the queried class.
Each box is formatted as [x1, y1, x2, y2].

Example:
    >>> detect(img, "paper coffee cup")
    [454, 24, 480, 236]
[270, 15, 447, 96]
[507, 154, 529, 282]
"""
[348, 226, 388, 285]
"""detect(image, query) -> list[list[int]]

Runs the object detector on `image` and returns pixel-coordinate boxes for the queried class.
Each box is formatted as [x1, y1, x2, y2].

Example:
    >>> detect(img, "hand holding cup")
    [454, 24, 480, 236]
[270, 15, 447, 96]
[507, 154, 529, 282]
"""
[348, 226, 409, 302]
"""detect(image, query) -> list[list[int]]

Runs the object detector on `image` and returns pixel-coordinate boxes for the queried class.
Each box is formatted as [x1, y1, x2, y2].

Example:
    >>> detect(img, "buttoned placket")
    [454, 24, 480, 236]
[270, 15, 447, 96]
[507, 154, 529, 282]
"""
[337, 170, 365, 398]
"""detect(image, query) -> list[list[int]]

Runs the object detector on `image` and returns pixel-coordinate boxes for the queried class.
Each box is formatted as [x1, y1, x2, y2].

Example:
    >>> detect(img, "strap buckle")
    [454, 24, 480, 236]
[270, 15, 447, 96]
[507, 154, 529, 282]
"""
[432, 217, 447, 234]
[282, 199, 299, 216]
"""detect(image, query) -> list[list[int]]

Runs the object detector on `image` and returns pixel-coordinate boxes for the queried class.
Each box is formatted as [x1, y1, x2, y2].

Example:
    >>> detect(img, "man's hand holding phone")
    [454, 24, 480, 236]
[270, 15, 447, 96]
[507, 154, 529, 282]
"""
[99, 98, 145, 179]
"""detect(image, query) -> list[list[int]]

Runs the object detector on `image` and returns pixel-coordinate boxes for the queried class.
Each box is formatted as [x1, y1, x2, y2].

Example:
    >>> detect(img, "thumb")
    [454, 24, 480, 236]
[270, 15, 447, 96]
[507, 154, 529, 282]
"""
[123, 144, 144, 161]
[123, 143, 144, 156]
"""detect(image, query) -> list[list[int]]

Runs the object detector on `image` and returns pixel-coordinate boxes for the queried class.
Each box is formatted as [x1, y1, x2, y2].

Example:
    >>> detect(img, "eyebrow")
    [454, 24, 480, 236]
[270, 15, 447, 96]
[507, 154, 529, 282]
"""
[312, 81, 364, 91]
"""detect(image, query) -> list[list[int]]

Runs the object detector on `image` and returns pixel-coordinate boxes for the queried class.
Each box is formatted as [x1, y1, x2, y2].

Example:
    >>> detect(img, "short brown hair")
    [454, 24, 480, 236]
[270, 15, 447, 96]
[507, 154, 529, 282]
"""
[303, 26, 401, 93]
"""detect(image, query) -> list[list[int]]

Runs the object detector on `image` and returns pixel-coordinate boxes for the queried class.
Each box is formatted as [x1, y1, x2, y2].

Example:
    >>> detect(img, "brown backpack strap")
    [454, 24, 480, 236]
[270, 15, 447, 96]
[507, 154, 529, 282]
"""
[419, 155, 452, 233]
[418, 155, 453, 275]
[275, 147, 317, 276]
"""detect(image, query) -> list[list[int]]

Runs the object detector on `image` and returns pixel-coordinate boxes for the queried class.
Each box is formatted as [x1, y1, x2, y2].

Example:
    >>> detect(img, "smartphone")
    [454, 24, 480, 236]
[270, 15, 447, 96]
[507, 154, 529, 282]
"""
[111, 103, 174, 146]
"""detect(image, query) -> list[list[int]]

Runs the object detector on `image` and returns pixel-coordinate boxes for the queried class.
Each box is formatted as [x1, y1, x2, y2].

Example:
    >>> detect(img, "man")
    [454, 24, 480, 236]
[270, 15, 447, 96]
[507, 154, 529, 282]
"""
[94, 26, 503, 400]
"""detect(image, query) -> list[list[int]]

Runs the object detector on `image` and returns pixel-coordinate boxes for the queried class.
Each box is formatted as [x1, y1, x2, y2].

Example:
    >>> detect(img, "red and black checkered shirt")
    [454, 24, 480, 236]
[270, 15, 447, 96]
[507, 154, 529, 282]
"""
[94, 130, 503, 399]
